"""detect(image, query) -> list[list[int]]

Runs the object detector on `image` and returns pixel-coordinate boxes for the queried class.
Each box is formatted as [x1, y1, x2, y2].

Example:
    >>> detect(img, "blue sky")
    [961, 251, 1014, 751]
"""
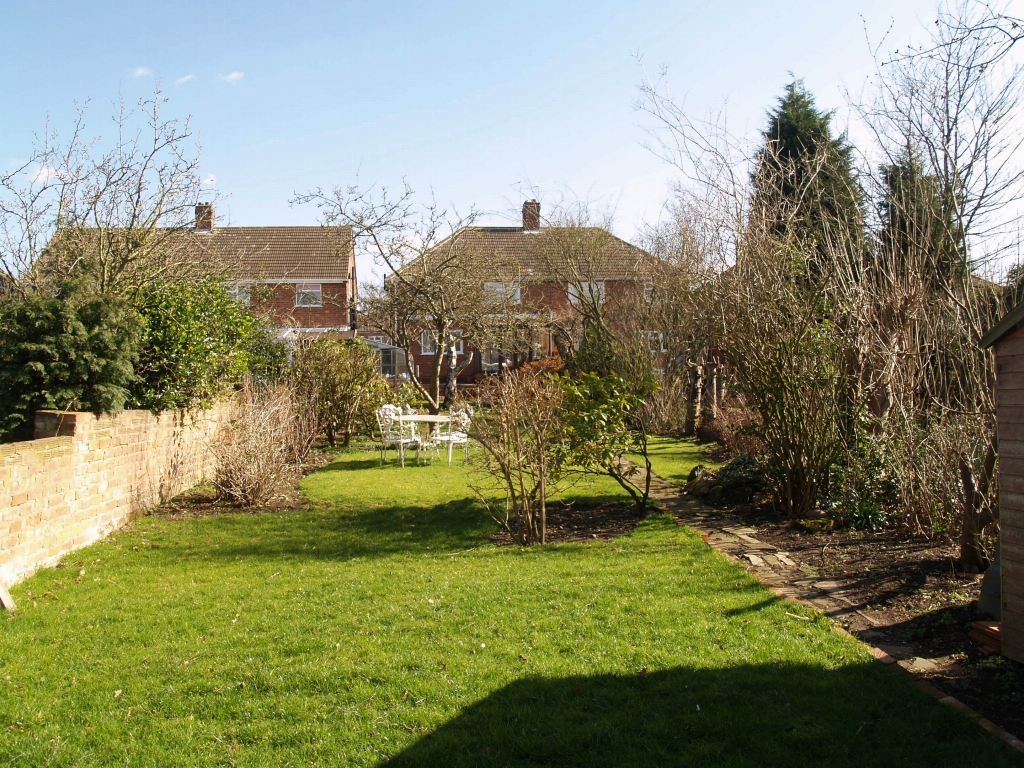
[2, 0, 956, 281]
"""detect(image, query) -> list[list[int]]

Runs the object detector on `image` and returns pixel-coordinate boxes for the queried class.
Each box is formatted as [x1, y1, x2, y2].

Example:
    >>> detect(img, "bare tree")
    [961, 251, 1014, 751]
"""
[852, 0, 1024, 569]
[0, 88, 211, 298]
[294, 182, 527, 412]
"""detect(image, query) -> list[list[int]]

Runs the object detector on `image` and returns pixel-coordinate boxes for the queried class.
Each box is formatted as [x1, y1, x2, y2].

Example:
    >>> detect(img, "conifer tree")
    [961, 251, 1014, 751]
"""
[754, 80, 864, 257]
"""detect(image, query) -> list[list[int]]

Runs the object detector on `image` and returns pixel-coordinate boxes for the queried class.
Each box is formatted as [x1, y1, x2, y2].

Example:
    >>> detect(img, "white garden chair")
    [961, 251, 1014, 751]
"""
[431, 405, 472, 466]
[375, 404, 423, 467]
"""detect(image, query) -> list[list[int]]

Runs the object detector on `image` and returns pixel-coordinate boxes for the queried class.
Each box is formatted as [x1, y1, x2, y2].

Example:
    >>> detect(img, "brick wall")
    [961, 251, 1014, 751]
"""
[257, 282, 350, 328]
[0, 404, 228, 586]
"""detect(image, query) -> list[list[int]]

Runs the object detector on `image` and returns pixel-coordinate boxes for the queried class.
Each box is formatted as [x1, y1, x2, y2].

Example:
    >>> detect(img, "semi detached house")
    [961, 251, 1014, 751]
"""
[194, 202, 357, 339]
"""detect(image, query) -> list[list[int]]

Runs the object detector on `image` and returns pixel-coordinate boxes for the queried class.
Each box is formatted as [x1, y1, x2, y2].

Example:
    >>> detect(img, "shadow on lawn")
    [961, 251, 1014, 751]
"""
[381, 663, 1021, 768]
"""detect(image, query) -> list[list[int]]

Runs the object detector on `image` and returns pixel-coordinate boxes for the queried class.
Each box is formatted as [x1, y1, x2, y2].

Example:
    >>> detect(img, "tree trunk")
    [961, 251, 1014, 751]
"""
[959, 446, 997, 573]
[700, 362, 717, 429]
[442, 348, 475, 409]
[684, 365, 700, 435]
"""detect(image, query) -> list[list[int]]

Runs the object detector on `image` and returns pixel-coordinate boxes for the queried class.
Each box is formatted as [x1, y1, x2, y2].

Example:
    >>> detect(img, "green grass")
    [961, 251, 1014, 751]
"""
[0, 446, 1019, 767]
[630, 434, 722, 484]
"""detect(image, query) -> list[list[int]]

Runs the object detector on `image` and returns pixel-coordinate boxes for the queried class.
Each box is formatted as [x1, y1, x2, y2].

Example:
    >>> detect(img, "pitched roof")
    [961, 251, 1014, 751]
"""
[193, 226, 354, 281]
[981, 298, 1024, 348]
[42, 225, 355, 283]
[408, 226, 656, 281]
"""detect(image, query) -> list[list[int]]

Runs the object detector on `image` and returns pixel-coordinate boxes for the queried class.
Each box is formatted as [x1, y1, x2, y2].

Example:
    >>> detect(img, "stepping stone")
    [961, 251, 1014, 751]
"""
[775, 552, 795, 566]
[737, 537, 776, 551]
[743, 552, 765, 566]
[907, 657, 939, 673]
[813, 580, 851, 594]
[876, 644, 914, 660]
[855, 628, 887, 640]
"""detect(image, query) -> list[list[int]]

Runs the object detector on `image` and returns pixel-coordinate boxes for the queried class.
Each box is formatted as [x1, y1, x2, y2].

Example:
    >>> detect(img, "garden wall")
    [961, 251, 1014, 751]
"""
[0, 404, 228, 586]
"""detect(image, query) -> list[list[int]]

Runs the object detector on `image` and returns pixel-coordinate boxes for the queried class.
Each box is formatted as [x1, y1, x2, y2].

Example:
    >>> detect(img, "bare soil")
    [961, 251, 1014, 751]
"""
[151, 451, 335, 520]
[727, 501, 1024, 740]
[491, 501, 648, 546]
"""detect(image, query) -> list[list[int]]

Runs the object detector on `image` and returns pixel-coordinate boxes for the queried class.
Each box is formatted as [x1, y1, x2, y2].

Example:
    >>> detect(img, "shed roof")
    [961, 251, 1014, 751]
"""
[981, 299, 1024, 348]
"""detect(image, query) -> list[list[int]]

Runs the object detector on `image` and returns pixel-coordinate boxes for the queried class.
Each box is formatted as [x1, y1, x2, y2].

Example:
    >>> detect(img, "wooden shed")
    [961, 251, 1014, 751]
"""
[981, 305, 1024, 663]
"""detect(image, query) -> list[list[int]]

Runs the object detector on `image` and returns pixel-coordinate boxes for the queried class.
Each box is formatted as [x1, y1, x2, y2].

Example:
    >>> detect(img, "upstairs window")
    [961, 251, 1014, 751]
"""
[484, 281, 521, 304]
[295, 283, 323, 307]
[567, 281, 605, 305]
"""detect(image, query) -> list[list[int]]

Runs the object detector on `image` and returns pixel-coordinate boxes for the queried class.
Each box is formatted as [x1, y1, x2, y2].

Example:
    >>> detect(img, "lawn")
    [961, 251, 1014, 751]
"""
[630, 434, 721, 484]
[0, 443, 1020, 767]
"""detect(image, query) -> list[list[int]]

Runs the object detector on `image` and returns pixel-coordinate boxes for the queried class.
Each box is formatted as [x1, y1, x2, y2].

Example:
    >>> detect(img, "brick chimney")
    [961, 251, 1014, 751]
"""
[195, 202, 214, 230]
[522, 199, 540, 231]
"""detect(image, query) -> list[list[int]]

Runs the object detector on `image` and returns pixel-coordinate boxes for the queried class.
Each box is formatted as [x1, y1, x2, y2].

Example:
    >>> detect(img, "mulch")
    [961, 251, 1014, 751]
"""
[724, 501, 1024, 741]
[491, 501, 648, 546]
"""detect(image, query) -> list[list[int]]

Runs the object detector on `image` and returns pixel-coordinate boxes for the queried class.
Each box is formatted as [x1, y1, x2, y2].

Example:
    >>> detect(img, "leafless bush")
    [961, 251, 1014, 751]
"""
[641, 375, 690, 436]
[699, 394, 765, 457]
[212, 382, 297, 507]
[469, 370, 566, 545]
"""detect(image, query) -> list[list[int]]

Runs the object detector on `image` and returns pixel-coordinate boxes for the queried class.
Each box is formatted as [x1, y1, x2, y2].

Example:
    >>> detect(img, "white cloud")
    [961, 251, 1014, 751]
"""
[175, 74, 197, 86]
[221, 71, 244, 83]
[202, 174, 217, 187]
[133, 67, 152, 79]
[31, 165, 58, 185]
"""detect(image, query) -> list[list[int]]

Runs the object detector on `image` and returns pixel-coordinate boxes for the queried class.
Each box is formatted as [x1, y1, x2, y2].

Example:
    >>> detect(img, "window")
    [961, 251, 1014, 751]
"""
[420, 330, 463, 356]
[226, 282, 251, 306]
[567, 281, 605, 305]
[484, 281, 521, 304]
[481, 348, 502, 372]
[295, 283, 322, 307]
[647, 331, 667, 353]
[643, 284, 655, 303]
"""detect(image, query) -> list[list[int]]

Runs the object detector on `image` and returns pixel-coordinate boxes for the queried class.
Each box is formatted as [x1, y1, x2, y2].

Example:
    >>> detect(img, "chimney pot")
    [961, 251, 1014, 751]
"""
[195, 202, 214, 230]
[522, 199, 540, 231]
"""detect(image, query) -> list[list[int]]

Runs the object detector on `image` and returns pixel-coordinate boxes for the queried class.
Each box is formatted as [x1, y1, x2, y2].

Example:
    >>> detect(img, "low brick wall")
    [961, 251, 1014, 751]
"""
[0, 404, 228, 586]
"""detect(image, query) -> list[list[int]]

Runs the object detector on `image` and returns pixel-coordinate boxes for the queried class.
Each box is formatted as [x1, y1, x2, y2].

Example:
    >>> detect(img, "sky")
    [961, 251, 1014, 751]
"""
[0, 0, 991, 283]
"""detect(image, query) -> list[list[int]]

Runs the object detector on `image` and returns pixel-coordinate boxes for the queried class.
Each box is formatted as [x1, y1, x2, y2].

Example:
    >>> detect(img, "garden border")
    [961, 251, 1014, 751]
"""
[642, 471, 1024, 755]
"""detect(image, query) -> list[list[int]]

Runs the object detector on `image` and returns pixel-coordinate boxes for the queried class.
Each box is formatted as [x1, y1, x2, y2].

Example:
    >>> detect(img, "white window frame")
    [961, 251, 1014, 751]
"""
[484, 281, 521, 305]
[481, 347, 502, 372]
[420, 330, 464, 356]
[647, 331, 667, 354]
[567, 281, 605, 305]
[295, 283, 323, 308]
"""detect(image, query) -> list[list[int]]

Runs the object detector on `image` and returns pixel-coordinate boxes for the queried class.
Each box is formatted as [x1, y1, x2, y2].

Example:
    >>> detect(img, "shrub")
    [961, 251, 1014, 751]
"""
[685, 455, 765, 505]
[642, 375, 690, 436]
[707, 455, 765, 504]
[132, 280, 258, 411]
[697, 395, 765, 457]
[470, 370, 566, 544]
[245, 325, 290, 382]
[0, 289, 141, 441]
[293, 338, 390, 448]
[559, 371, 656, 510]
[212, 381, 297, 507]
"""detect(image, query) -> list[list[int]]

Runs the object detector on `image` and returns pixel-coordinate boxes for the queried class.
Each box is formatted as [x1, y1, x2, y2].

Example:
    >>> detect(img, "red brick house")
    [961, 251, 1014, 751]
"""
[399, 200, 656, 384]
[193, 203, 357, 339]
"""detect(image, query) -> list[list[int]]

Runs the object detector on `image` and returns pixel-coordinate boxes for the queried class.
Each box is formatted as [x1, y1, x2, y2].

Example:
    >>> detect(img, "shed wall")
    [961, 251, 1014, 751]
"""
[995, 326, 1024, 662]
